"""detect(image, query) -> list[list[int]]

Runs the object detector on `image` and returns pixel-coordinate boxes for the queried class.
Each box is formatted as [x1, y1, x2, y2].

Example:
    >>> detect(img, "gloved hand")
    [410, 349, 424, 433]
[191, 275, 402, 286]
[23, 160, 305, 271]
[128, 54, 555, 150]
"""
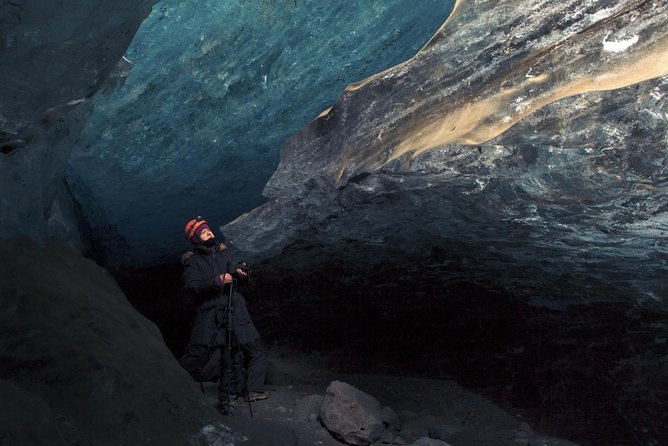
[215, 273, 234, 286]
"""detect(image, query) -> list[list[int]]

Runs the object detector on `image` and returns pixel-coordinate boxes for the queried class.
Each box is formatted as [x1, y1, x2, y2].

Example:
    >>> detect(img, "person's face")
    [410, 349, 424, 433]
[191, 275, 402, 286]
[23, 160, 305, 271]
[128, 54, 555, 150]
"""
[199, 227, 214, 241]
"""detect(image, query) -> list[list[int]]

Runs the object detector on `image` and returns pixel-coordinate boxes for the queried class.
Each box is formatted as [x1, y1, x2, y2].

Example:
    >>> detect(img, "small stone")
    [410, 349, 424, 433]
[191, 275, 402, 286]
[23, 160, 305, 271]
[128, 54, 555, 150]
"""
[382, 406, 402, 430]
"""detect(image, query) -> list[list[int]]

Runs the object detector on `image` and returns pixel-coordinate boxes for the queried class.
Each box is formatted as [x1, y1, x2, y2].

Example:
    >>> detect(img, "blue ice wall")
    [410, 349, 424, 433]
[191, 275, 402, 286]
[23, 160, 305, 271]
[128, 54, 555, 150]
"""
[68, 0, 455, 265]
[0, 0, 156, 245]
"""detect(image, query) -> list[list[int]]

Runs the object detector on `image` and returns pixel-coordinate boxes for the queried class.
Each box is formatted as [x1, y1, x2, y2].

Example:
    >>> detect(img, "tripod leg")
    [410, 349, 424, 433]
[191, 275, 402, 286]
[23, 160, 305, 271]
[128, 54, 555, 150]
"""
[195, 307, 229, 388]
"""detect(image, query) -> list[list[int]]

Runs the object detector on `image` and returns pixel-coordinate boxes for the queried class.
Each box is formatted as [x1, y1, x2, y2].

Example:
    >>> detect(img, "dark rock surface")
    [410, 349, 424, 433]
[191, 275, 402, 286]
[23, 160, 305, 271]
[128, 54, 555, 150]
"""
[0, 379, 67, 446]
[0, 238, 245, 445]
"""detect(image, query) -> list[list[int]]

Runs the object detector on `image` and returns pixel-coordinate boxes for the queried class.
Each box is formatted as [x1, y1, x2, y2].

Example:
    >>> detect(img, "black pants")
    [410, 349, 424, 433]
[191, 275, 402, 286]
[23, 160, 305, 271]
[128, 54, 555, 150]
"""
[179, 338, 268, 401]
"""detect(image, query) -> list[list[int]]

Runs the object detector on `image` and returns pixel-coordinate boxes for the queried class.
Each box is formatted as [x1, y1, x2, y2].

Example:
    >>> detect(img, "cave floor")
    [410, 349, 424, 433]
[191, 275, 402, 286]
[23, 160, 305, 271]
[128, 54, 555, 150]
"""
[113, 262, 662, 445]
[199, 347, 576, 446]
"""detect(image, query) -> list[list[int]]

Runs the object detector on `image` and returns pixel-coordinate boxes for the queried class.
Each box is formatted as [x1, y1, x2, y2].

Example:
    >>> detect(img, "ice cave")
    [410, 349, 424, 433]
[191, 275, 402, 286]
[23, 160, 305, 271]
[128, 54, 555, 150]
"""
[1, 1, 667, 445]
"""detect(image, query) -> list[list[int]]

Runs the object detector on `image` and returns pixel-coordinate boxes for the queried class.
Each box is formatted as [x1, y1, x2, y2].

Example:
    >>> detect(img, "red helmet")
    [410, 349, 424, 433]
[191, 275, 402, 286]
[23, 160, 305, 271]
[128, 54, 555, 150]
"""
[184, 216, 208, 242]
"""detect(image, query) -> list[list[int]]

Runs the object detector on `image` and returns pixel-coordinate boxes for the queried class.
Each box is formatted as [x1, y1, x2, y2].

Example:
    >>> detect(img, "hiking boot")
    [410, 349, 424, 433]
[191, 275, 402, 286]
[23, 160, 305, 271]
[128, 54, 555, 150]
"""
[217, 393, 238, 403]
[246, 391, 269, 402]
[215, 400, 239, 415]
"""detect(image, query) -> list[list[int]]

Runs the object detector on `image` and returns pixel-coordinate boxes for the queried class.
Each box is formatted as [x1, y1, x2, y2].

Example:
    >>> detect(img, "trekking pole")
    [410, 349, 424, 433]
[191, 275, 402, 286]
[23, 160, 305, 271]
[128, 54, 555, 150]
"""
[225, 267, 254, 417]
[229, 275, 254, 418]
[225, 267, 234, 411]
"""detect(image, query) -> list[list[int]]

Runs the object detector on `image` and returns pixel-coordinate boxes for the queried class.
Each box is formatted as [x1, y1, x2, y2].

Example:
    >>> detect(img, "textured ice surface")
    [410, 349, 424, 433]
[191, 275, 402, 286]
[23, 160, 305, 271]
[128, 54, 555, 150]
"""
[223, 0, 668, 308]
[67, 0, 455, 265]
[0, 0, 156, 244]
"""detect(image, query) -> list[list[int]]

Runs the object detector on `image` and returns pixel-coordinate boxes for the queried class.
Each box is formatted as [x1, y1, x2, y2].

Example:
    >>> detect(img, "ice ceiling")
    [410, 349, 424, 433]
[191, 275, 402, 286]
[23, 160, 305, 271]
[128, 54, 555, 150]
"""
[1, 0, 667, 309]
[223, 0, 668, 308]
[66, 0, 455, 265]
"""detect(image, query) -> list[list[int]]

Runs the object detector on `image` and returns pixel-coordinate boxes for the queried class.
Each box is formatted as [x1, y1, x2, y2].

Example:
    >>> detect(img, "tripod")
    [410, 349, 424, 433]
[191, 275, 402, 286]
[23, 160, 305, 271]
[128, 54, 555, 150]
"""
[197, 266, 254, 417]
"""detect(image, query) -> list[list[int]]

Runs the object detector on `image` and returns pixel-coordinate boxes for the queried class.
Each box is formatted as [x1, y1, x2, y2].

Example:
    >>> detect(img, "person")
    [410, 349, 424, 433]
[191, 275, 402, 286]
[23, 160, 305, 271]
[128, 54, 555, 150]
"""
[178, 216, 269, 414]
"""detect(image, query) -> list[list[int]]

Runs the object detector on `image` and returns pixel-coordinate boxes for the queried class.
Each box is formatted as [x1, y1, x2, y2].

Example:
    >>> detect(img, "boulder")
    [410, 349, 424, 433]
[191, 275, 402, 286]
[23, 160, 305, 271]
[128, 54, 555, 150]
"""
[0, 239, 241, 445]
[0, 380, 67, 446]
[320, 380, 385, 445]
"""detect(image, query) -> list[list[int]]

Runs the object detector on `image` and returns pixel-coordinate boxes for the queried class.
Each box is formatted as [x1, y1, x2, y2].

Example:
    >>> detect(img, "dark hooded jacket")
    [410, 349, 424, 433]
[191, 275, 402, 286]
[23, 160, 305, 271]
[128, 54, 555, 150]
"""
[182, 243, 259, 346]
